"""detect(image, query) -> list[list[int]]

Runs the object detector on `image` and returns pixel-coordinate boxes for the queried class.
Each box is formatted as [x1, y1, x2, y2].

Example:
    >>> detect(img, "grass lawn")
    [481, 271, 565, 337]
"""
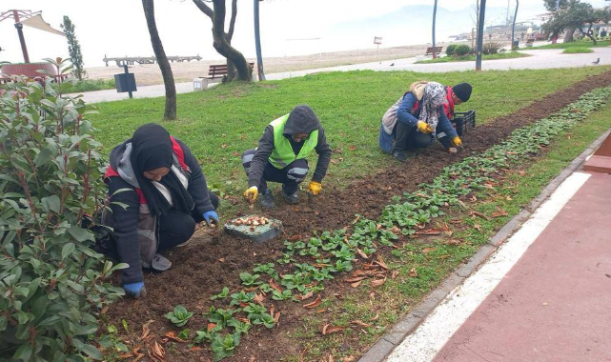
[415, 51, 528, 64]
[533, 40, 610, 50]
[563, 47, 594, 54]
[89, 66, 611, 196]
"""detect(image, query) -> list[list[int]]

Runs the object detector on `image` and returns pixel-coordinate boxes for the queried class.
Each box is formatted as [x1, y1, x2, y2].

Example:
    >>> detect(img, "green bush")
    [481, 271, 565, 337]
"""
[483, 42, 503, 55]
[446, 44, 457, 56]
[454, 44, 471, 56]
[61, 78, 116, 93]
[0, 75, 127, 361]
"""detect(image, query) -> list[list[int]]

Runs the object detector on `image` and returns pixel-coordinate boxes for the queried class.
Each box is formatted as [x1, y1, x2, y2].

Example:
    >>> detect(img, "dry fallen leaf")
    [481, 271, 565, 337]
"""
[299, 291, 314, 301]
[274, 312, 281, 323]
[449, 218, 463, 224]
[391, 270, 399, 279]
[375, 256, 389, 270]
[253, 293, 266, 305]
[344, 276, 367, 283]
[343, 356, 356, 362]
[369, 291, 375, 301]
[163, 330, 188, 343]
[370, 277, 386, 287]
[415, 229, 444, 236]
[269, 279, 283, 293]
[422, 247, 436, 254]
[322, 324, 346, 335]
[409, 267, 418, 277]
[350, 280, 363, 288]
[506, 195, 513, 201]
[348, 145, 357, 151]
[190, 346, 203, 352]
[217, 257, 225, 263]
[151, 341, 165, 362]
[474, 224, 483, 232]
[356, 248, 369, 259]
[351, 320, 371, 327]
[304, 294, 322, 309]
[370, 312, 380, 321]
[472, 211, 490, 220]
[139, 321, 154, 341]
[490, 208, 508, 218]
[207, 323, 217, 332]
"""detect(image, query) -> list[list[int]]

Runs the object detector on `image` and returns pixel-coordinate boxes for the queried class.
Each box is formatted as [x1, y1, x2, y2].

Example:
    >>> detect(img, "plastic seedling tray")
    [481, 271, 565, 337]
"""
[224, 215, 283, 243]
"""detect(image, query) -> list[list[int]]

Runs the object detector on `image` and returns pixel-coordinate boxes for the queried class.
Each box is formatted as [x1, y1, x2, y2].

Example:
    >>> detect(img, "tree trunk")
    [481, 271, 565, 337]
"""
[564, 26, 576, 42]
[142, 0, 177, 120]
[211, 0, 251, 81]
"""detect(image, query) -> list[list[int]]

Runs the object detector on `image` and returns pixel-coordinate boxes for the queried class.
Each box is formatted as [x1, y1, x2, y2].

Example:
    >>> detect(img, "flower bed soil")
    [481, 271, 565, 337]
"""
[105, 70, 611, 361]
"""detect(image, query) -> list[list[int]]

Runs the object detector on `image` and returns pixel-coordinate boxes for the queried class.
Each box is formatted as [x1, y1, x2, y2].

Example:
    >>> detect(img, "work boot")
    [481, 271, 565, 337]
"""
[260, 189, 275, 209]
[281, 186, 300, 204]
[142, 253, 172, 272]
[393, 150, 408, 162]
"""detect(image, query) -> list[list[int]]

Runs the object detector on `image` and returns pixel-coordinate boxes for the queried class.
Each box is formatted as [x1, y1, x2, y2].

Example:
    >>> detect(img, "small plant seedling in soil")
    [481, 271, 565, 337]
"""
[165, 305, 194, 327]
[210, 286, 230, 300]
[211, 333, 241, 361]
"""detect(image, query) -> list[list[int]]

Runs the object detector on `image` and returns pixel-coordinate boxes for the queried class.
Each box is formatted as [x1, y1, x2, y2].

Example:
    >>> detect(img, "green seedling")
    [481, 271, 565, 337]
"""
[207, 307, 236, 328]
[165, 305, 194, 327]
[178, 329, 190, 340]
[272, 289, 295, 301]
[211, 333, 241, 361]
[227, 319, 252, 334]
[239, 272, 262, 287]
[210, 286, 230, 300]
[229, 291, 256, 306]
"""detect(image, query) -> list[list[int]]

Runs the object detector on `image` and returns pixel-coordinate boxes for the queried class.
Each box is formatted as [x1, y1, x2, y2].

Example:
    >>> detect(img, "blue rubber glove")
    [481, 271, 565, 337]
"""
[203, 210, 219, 227]
[123, 282, 146, 299]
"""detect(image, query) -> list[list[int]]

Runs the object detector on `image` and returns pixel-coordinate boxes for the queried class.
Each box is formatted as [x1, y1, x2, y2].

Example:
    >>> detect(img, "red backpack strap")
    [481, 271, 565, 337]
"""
[170, 136, 189, 171]
[412, 100, 420, 114]
[104, 165, 119, 178]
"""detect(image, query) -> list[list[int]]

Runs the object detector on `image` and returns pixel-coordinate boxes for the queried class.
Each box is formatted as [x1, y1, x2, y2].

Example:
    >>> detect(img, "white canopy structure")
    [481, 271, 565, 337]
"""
[19, 14, 65, 36]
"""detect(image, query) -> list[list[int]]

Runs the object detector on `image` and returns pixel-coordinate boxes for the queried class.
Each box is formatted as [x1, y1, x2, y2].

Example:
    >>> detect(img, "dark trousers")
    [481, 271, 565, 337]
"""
[393, 122, 433, 152]
[157, 191, 218, 251]
[242, 149, 309, 194]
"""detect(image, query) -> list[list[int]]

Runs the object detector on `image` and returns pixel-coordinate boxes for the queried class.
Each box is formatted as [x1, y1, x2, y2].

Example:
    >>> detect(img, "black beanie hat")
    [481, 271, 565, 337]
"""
[453, 83, 472, 102]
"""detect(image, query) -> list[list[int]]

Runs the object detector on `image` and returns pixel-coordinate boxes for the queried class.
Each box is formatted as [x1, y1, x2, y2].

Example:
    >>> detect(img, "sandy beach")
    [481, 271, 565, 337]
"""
[86, 43, 451, 86]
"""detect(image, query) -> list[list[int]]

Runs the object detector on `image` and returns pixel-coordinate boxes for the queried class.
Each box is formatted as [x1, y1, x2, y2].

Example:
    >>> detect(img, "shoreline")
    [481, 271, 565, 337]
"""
[84, 42, 455, 86]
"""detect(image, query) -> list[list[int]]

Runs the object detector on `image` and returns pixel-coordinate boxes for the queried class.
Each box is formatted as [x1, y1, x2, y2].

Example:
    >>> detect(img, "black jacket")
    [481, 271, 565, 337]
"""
[106, 138, 213, 284]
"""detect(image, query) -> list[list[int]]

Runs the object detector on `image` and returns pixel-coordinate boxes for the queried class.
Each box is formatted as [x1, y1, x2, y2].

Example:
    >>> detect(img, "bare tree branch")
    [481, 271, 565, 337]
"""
[227, 0, 238, 41]
[193, 0, 213, 18]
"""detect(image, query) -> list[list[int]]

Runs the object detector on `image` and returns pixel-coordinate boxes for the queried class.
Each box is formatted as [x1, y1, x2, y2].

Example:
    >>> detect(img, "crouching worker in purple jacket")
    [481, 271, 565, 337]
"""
[104, 124, 219, 298]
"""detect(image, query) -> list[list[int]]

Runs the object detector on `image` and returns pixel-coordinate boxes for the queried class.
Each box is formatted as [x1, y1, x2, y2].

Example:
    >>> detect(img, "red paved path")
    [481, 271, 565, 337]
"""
[434, 172, 611, 362]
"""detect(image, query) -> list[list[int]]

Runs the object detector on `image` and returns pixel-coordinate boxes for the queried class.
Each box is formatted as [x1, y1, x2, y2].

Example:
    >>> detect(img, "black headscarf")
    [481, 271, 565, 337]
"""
[131, 123, 194, 216]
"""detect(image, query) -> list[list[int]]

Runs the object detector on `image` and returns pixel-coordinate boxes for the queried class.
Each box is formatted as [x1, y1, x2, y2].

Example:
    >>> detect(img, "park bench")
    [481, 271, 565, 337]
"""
[425, 46, 443, 57]
[451, 110, 476, 136]
[194, 62, 255, 90]
[525, 38, 535, 47]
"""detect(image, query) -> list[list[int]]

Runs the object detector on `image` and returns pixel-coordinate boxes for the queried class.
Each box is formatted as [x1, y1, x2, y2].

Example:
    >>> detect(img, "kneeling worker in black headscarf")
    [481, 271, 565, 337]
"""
[104, 124, 219, 298]
[242, 105, 332, 208]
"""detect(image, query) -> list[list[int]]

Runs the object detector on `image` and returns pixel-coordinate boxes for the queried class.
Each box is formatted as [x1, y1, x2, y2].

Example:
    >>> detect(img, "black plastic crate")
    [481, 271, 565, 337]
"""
[451, 110, 476, 136]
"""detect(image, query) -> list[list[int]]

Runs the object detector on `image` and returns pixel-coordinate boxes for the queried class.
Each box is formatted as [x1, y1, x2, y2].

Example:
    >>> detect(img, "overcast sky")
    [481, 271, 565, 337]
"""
[1, 0, 608, 67]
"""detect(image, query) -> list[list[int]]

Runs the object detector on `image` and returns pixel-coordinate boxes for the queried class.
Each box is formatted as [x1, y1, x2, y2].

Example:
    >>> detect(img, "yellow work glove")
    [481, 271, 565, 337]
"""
[244, 186, 258, 203]
[452, 136, 462, 147]
[307, 181, 322, 195]
[417, 121, 434, 134]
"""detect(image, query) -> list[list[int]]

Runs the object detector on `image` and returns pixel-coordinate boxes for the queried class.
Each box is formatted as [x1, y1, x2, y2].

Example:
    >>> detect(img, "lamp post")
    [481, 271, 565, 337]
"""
[254, 0, 266, 81]
[476, 0, 487, 71]
[432, 0, 438, 59]
[511, 0, 519, 50]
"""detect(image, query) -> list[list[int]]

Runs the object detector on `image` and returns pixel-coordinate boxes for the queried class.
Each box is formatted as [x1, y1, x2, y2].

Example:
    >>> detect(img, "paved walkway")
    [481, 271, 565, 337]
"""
[68, 47, 611, 104]
[381, 134, 611, 362]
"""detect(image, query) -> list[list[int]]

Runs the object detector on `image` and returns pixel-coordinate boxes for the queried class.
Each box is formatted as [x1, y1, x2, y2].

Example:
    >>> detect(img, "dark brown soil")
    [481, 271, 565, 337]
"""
[105, 71, 611, 362]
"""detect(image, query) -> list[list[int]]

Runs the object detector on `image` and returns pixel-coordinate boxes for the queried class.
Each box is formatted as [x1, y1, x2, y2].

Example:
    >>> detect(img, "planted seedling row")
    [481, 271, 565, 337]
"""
[162, 86, 611, 361]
